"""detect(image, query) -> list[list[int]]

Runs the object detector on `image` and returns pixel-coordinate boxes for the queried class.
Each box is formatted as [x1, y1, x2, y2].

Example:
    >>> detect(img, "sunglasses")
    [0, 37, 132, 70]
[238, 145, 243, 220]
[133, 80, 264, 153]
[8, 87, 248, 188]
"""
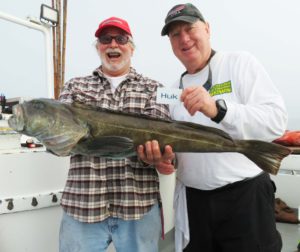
[98, 34, 129, 45]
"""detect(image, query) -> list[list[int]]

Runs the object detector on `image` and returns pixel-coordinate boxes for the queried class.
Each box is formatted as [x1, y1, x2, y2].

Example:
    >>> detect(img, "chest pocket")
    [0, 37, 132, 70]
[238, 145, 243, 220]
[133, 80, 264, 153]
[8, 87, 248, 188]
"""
[118, 87, 150, 113]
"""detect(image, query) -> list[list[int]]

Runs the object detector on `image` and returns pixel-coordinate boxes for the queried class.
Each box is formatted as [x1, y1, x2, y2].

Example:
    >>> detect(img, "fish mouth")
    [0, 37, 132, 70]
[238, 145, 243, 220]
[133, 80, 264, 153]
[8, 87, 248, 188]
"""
[8, 104, 25, 132]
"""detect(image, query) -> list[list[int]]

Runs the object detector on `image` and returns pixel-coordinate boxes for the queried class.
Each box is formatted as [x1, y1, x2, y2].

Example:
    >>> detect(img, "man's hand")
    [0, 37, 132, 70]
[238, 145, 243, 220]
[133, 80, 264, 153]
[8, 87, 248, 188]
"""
[155, 158, 176, 175]
[181, 86, 217, 117]
[137, 140, 175, 175]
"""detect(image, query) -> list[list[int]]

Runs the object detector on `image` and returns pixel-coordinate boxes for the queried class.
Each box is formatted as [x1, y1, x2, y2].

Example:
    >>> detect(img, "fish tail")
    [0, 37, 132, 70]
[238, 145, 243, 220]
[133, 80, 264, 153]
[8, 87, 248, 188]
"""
[238, 140, 292, 175]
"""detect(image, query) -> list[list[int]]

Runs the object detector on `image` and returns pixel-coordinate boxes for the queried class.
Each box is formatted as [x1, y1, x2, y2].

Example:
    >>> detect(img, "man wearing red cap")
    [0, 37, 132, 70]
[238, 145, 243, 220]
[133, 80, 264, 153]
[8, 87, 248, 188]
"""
[58, 16, 173, 252]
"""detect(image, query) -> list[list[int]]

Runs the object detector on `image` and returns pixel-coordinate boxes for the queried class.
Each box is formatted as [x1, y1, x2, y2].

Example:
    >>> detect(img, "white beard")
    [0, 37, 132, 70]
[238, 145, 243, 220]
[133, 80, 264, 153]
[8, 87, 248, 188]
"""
[99, 48, 131, 73]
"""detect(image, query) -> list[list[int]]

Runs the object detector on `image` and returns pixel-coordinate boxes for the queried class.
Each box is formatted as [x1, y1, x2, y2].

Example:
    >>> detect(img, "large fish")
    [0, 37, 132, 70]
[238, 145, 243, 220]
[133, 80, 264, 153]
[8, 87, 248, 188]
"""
[8, 98, 291, 175]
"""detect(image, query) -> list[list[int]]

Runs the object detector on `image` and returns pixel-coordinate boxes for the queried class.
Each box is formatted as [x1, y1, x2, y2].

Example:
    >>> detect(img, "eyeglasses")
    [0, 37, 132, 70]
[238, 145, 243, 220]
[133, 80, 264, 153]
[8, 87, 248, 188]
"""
[98, 34, 129, 45]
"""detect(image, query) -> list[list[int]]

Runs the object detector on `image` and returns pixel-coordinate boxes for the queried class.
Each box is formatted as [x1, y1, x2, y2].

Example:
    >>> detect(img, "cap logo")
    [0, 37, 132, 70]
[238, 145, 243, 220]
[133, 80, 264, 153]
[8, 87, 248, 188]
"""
[102, 19, 123, 26]
[168, 5, 185, 17]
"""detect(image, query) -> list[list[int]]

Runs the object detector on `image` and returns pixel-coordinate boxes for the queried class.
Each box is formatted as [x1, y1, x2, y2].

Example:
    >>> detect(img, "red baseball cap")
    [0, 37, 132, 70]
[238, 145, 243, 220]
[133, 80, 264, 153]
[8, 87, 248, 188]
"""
[95, 17, 132, 37]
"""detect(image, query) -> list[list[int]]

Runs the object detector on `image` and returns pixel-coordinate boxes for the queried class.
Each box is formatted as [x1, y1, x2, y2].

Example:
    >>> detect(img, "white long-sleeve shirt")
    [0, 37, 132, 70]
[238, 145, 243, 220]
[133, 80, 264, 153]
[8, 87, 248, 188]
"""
[170, 51, 288, 190]
[172, 50, 287, 251]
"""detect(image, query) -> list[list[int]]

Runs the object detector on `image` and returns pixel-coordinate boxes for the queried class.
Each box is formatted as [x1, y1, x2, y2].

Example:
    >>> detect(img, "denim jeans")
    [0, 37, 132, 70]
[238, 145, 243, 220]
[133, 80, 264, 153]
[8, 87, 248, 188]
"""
[59, 203, 161, 252]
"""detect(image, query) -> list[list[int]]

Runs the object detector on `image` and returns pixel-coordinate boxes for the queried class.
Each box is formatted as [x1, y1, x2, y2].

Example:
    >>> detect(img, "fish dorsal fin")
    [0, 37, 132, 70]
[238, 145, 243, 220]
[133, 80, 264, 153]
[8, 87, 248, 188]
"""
[174, 120, 233, 141]
[71, 101, 173, 122]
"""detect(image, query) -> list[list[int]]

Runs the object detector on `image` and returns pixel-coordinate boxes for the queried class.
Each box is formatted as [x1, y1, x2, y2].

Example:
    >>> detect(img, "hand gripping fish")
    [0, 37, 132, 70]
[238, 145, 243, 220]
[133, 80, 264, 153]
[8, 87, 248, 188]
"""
[8, 98, 291, 175]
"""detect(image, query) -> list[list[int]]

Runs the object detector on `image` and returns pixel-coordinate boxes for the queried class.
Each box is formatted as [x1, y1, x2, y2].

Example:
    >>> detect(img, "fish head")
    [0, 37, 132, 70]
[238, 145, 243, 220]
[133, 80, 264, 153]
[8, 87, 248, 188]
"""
[8, 98, 89, 156]
[8, 103, 26, 132]
[9, 99, 66, 136]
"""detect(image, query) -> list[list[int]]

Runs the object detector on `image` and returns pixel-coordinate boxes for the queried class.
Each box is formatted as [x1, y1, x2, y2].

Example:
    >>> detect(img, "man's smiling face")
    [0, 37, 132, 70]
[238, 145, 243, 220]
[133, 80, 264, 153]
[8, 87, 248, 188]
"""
[168, 20, 211, 73]
[97, 27, 134, 77]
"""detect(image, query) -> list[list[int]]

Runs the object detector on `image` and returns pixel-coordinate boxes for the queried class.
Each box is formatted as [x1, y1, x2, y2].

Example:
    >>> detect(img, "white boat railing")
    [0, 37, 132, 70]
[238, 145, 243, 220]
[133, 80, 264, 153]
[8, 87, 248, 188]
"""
[0, 11, 54, 98]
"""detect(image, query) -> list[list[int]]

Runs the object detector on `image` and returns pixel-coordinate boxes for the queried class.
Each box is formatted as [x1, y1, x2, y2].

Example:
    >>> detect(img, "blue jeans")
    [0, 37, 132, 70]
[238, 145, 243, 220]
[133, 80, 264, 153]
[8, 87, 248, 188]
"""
[59, 203, 161, 252]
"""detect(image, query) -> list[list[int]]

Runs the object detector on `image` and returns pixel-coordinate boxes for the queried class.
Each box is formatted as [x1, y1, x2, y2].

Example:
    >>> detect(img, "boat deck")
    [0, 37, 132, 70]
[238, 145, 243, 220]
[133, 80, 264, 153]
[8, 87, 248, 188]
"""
[158, 223, 300, 252]
[277, 222, 300, 252]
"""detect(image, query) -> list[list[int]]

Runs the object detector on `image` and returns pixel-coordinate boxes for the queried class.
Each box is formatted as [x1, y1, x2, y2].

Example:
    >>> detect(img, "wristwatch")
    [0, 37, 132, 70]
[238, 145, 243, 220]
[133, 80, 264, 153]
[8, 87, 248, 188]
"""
[211, 99, 227, 123]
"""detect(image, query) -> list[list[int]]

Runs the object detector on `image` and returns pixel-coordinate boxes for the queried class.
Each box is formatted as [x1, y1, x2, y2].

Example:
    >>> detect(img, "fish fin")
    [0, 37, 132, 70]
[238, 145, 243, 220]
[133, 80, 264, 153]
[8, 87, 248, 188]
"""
[72, 102, 93, 110]
[41, 128, 89, 157]
[73, 136, 135, 158]
[72, 101, 173, 122]
[174, 121, 233, 141]
[238, 140, 292, 175]
[46, 148, 70, 157]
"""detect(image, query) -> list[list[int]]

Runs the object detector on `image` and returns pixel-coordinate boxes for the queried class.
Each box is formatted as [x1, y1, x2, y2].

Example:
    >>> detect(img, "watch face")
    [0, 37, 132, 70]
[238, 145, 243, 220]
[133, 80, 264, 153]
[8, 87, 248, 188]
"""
[217, 99, 227, 110]
[211, 99, 227, 123]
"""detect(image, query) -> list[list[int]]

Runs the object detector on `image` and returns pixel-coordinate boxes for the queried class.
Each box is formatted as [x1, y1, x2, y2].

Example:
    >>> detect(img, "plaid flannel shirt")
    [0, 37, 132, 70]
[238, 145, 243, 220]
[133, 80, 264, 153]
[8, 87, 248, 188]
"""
[59, 67, 170, 222]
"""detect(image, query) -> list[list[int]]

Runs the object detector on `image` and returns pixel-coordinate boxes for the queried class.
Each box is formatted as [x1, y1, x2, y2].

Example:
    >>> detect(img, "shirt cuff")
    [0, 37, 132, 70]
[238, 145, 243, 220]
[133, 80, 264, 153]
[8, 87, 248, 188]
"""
[221, 101, 236, 127]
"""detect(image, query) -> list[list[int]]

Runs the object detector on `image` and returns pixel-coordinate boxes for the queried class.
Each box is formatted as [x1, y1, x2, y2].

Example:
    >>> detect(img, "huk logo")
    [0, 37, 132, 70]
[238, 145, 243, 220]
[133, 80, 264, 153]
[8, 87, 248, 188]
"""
[160, 93, 178, 100]
[156, 87, 182, 105]
[209, 81, 232, 96]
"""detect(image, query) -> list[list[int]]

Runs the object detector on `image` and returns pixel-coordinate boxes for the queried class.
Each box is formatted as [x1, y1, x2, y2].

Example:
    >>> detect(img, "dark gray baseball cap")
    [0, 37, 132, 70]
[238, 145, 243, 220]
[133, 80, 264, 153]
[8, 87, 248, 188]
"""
[161, 3, 205, 36]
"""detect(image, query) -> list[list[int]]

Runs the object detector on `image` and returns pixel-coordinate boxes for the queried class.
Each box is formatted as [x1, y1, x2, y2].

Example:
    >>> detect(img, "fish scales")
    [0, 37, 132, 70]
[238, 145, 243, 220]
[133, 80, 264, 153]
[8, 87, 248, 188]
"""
[73, 105, 235, 153]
